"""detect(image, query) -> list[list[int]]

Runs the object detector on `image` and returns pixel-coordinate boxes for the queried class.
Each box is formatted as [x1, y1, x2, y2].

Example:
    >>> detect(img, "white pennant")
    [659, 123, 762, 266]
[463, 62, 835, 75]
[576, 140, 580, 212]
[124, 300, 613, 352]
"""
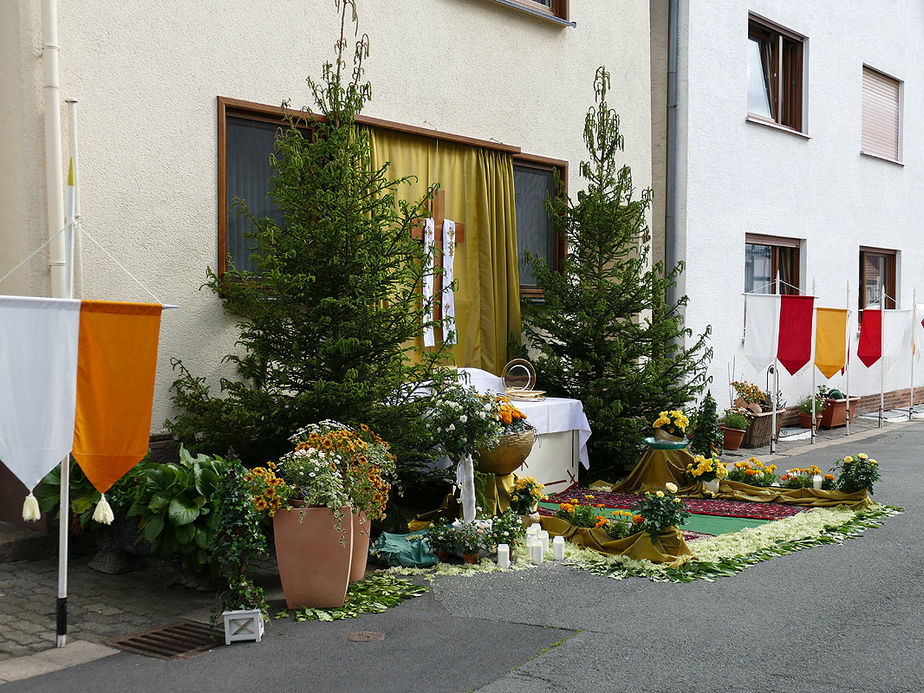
[442, 219, 457, 345]
[421, 218, 436, 347]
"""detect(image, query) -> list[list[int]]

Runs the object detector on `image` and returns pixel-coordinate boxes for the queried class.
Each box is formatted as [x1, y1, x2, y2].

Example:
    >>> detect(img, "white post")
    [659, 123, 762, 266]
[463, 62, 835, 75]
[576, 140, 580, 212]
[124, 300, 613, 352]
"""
[770, 272, 780, 454]
[811, 277, 816, 444]
[910, 288, 916, 421]
[43, 0, 67, 299]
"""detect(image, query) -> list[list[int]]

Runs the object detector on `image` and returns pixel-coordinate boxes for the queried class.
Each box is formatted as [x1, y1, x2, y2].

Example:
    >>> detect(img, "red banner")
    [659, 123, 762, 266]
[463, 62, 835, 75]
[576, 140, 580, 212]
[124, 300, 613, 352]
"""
[857, 309, 882, 367]
[777, 295, 814, 375]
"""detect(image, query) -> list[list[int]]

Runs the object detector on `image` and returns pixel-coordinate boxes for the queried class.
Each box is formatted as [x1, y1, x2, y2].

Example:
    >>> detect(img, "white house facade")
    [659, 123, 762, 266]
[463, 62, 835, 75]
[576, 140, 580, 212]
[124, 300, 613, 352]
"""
[0, 0, 654, 434]
[653, 1, 924, 413]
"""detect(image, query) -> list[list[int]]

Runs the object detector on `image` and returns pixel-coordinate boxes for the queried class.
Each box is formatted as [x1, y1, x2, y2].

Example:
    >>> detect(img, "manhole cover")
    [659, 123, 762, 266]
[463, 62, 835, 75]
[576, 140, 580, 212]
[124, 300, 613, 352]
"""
[346, 631, 384, 643]
[105, 619, 218, 661]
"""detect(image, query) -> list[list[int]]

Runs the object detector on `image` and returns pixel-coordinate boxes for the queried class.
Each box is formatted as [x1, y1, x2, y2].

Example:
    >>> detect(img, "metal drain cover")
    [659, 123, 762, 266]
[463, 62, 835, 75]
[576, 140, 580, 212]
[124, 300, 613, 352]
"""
[105, 619, 218, 661]
[346, 631, 384, 643]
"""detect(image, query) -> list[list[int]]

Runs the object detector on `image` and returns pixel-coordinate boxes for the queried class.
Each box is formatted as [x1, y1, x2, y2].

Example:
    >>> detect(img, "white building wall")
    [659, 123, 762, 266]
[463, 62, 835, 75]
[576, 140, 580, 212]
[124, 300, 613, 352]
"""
[678, 1, 924, 410]
[0, 0, 653, 433]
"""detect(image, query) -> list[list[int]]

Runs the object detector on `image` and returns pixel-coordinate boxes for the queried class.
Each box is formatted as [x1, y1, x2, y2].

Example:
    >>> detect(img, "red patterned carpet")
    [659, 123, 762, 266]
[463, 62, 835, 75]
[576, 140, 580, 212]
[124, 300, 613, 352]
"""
[544, 484, 804, 521]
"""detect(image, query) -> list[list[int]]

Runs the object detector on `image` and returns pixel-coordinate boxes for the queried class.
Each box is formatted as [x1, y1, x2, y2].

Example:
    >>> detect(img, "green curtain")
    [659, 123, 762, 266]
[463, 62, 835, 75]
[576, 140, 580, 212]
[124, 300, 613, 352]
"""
[367, 128, 520, 375]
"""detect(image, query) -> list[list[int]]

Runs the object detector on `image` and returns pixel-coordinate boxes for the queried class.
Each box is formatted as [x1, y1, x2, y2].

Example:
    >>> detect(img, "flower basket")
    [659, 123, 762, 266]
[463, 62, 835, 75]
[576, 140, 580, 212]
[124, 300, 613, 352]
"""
[475, 429, 536, 476]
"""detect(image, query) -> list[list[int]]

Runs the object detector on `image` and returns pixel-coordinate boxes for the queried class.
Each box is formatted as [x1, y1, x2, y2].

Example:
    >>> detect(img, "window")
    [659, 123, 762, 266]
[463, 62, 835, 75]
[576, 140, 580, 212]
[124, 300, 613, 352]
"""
[485, 0, 571, 25]
[513, 158, 566, 299]
[747, 16, 805, 132]
[859, 247, 896, 311]
[744, 234, 801, 294]
[861, 66, 902, 162]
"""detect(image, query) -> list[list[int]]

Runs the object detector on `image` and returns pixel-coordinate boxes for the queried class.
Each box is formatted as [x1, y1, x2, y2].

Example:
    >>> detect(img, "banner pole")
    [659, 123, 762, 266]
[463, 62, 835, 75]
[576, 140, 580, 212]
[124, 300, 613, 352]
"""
[879, 291, 885, 428]
[846, 282, 851, 437]
[811, 277, 816, 444]
[911, 288, 916, 421]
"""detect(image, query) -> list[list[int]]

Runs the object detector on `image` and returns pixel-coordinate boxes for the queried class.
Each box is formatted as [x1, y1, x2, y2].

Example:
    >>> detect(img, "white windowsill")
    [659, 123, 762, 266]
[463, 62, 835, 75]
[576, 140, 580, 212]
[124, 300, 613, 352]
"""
[860, 150, 904, 167]
[484, 0, 576, 27]
[745, 115, 811, 140]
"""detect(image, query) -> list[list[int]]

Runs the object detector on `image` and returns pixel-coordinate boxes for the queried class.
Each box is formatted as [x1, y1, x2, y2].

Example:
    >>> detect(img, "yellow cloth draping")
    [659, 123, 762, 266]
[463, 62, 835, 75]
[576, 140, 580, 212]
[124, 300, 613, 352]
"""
[814, 307, 849, 379]
[540, 517, 694, 566]
[611, 448, 696, 493]
[716, 480, 873, 510]
[474, 472, 516, 517]
[367, 128, 520, 375]
[72, 301, 163, 494]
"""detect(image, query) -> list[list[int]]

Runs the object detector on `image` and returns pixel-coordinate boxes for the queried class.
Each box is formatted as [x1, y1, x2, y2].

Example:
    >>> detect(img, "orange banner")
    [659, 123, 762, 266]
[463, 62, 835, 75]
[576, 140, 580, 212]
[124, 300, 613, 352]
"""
[72, 301, 162, 493]
[814, 307, 848, 379]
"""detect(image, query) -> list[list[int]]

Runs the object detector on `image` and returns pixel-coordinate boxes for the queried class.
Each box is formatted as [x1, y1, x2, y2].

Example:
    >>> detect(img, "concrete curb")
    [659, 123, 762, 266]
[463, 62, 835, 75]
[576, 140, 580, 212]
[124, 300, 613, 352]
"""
[0, 640, 118, 685]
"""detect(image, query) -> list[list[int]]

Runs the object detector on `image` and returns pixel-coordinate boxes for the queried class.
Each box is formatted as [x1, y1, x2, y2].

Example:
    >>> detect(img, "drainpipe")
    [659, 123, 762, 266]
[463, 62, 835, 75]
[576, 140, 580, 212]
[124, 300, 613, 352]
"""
[42, 0, 67, 298]
[665, 0, 680, 309]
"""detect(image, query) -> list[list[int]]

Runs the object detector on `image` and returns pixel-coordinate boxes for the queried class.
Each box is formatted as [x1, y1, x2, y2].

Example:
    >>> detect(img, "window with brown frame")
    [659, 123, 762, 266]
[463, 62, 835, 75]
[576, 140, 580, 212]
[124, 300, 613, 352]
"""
[217, 97, 566, 296]
[859, 247, 897, 311]
[861, 65, 902, 162]
[485, 0, 571, 25]
[744, 234, 801, 295]
[747, 16, 804, 132]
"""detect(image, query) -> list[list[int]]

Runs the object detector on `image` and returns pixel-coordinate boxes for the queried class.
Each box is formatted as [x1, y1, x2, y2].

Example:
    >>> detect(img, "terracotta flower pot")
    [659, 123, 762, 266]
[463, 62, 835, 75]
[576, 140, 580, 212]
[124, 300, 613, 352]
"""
[721, 426, 745, 451]
[349, 511, 371, 583]
[434, 549, 450, 563]
[475, 430, 536, 475]
[273, 505, 353, 609]
[798, 412, 822, 429]
[462, 553, 480, 564]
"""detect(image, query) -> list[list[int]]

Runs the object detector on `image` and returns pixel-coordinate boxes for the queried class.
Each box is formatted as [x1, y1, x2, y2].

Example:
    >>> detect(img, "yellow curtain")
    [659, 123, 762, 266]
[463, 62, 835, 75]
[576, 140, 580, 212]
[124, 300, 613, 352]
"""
[367, 128, 520, 375]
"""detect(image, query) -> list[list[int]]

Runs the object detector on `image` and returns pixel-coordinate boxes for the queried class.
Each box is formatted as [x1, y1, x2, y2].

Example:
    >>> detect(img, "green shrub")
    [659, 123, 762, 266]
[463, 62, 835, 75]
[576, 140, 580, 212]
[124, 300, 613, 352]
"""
[722, 411, 750, 431]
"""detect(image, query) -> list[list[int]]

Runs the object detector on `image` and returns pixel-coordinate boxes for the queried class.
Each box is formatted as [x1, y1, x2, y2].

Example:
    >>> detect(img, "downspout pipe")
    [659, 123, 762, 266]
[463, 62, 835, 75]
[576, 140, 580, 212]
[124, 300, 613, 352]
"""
[665, 0, 680, 310]
[42, 0, 67, 298]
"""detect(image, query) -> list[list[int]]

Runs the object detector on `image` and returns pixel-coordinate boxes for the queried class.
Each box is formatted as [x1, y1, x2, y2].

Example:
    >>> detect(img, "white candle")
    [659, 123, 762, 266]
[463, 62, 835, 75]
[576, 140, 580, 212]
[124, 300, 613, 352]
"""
[538, 530, 550, 554]
[496, 543, 510, 568]
[812, 474, 823, 490]
[528, 538, 543, 564]
[552, 535, 565, 561]
[526, 524, 540, 536]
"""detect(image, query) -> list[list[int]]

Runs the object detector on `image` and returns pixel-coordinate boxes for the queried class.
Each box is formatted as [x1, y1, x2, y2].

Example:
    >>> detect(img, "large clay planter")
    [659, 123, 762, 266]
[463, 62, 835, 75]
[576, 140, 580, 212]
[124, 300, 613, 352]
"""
[721, 426, 746, 451]
[820, 398, 860, 428]
[349, 511, 371, 583]
[798, 413, 823, 429]
[475, 429, 536, 475]
[273, 505, 353, 609]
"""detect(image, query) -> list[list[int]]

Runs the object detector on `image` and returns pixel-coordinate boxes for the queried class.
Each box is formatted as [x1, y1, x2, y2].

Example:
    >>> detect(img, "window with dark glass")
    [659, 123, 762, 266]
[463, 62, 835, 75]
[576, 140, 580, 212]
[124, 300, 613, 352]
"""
[747, 16, 804, 132]
[859, 248, 896, 310]
[744, 234, 801, 294]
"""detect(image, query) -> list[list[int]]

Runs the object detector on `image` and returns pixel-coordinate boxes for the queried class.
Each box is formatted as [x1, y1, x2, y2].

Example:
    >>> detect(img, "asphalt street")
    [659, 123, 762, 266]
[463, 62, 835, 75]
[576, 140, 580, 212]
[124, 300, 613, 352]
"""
[3, 420, 921, 692]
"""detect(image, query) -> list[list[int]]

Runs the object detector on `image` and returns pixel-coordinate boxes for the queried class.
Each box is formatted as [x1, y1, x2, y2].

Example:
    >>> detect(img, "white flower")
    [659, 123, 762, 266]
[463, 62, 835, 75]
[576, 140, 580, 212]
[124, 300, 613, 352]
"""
[459, 415, 468, 423]
[656, 491, 664, 498]
[448, 424, 455, 431]
[665, 482, 678, 494]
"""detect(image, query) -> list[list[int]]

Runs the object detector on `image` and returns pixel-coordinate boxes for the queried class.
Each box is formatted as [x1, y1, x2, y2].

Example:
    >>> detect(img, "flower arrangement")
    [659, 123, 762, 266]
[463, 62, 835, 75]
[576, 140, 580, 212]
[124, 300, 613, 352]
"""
[631, 483, 690, 536]
[454, 521, 489, 556]
[290, 421, 397, 521]
[424, 518, 456, 553]
[245, 462, 292, 517]
[490, 509, 525, 547]
[727, 457, 778, 487]
[779, 465, 823, 489]
[556, 494, 609, 529]
[833, 453, 880, 493]
[494, 395, 533, 434]
[730, 380, 766, 406]
[509, 475, 545, 515]
[603, 509, 637, 540]
[652, 410, 689, 437]
[822, 473, 837, 490]
[430, 383, 503, 460]
[685, 454, 727, 482]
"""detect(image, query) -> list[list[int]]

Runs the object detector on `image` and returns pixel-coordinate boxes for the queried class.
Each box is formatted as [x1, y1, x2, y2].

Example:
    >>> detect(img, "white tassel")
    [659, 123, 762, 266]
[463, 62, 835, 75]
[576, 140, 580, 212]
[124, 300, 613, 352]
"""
[92, 494, 115, 525]
[22, 492, 41, 522]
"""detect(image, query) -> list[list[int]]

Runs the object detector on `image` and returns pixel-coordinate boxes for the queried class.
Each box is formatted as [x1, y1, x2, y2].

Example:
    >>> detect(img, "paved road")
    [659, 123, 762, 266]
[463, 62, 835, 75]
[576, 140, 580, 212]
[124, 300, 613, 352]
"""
[1, 420, 920, 692]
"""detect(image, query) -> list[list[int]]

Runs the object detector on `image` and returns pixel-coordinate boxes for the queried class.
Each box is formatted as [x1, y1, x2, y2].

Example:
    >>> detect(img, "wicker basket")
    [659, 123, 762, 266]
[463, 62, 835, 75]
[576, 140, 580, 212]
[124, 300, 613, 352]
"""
[474, 429, 536, 476]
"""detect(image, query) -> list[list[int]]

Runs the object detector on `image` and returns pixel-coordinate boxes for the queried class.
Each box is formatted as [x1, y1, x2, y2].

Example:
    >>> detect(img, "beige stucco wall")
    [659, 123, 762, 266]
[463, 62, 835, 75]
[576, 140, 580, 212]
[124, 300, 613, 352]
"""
[1, 0, 653, 434]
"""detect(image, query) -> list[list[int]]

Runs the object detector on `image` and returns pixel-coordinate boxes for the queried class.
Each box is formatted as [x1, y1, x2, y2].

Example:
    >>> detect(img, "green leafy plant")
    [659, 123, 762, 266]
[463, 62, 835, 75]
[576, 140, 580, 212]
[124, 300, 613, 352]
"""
[166, 0, 453, 490]
[424, 519, 456, 553]
[555, 499, 609, 529]
[797, 392, 826, 415]
[689, 391, 723, 457]
[209, 458, 268, 621]
[721, 411, 750, 431]
[631, 484, 690, 536]
[454, 521, 488, 555]
[35, 460, 135, 530]
[834, 453, 881, 494]
[519, 66, 712, 480]
[125, 446, 224, 572]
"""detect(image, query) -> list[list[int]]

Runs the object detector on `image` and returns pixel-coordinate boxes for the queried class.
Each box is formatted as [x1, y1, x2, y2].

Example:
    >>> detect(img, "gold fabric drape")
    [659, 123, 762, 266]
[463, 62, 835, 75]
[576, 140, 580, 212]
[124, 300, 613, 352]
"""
[367, 129, 520, 375]
[539, 518, 694, 566]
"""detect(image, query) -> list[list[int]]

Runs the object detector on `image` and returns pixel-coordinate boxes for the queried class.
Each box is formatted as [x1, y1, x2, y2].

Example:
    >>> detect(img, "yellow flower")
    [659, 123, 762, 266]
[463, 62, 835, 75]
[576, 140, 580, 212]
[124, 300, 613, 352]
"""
[844, 456, 853, 463]
[858, 453, 868, 460]
[870, 459, 878, 465]
[656, 491, 665, 498]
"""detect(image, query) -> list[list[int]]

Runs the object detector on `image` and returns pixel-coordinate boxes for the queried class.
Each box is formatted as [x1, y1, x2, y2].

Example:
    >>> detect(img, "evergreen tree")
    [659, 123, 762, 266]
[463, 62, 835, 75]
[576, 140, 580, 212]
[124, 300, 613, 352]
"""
[521, 67, 712, 479]
[690, 391, 723, 457]
[168, 0, 452, 485]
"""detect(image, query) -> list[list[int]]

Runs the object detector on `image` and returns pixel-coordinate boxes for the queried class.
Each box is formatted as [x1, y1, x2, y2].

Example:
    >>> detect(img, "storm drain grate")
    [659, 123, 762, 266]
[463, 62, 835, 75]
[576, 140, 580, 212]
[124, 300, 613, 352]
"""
[104, 619, 219, 661]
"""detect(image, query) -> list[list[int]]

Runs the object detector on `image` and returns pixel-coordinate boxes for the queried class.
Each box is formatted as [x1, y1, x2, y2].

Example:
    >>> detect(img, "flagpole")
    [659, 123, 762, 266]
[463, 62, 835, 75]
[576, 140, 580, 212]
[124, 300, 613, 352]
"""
[911, 288, 916, 422]
[811, 277, 816, 444]
[770, 272, 780, 455]
[879, 290, 885, 428]
[846, 282, 852, 437]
